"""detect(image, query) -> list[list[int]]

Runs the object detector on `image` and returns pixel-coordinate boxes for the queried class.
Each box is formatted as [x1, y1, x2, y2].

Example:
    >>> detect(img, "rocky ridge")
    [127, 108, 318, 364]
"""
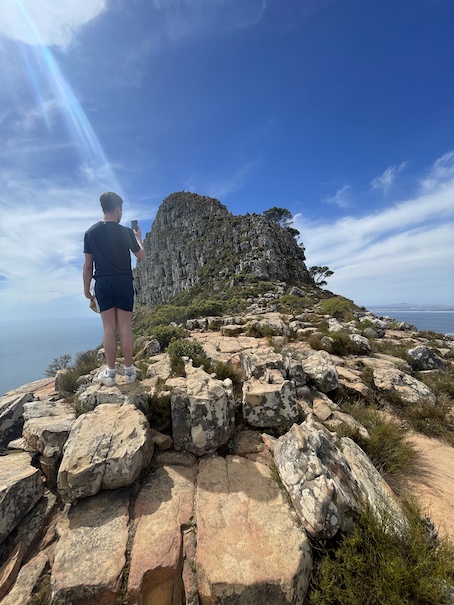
[134, 192, 310, 306]
[1, 288, 453, 604]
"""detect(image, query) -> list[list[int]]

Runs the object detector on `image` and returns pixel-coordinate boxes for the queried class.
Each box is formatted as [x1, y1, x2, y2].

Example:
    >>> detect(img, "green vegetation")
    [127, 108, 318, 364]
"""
[334, 401, 418, 493]
[45, 353, 72, 376]
[277, 294, 312, 314]
[167, 338, 210, 375]
[53, 349, 99, 398]
[148, 324, 189, 350]
[309, 265, 334, 287]
[320, 296, 356, 320]
[262, 206, 293, 228]
[309, 500, 454, 605]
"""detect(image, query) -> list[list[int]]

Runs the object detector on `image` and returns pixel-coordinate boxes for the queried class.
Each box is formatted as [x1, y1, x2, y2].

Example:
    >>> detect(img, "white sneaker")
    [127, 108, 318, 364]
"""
[99, 369, 116, 387]
[125, 366, 137, 385]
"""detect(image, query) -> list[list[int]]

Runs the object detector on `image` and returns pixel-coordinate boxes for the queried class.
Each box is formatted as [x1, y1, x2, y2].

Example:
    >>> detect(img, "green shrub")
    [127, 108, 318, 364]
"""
[45, 354, 72, 377]
[320, 297, 356, 320]
[52, 348, 99, 398]
[55, 367, 80, 397]
[309, 500, 454, 605]
[336, 402, 418, 492]
[187, 299, 224, 318]
[167, 338, 209, 375]
[74, 349, 99, 374]
[329, 332, 364, 356]
[149, 325, 189, 350]
[400, 396, 454, 447]
[210, 360, 244, 396]
[416, 366, 454, 399]
[278, 294, 312, 314]
[308, 333, 324, 350]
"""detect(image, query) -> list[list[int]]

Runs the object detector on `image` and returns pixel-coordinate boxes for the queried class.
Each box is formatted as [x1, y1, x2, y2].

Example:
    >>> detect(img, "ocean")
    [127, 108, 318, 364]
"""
[1, 308, 453, 397]
[0, 318, 103, 396]
[368, 308, 454, 336]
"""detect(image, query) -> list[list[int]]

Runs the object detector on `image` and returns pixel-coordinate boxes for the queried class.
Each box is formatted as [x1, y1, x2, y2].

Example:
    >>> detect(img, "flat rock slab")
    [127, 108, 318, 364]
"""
[128, 465, 197, 605]
[51, 489, 130, 605]
[196, 456, 312, 605]
[0, 452, 45, 545]
[1, 551, 49, 605]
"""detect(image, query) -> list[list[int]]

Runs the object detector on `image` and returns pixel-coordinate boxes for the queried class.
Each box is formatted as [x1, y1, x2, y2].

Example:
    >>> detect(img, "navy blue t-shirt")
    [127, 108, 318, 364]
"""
[83, 221, 140, 278]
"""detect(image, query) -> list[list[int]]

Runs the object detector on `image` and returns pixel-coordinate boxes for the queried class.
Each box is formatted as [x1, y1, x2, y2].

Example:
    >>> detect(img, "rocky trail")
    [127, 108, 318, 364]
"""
[1, 303, 453, 604]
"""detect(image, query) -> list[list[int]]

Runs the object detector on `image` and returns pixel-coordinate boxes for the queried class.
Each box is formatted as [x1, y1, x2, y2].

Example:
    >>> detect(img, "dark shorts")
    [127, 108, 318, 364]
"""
[94, 275, 135, 313]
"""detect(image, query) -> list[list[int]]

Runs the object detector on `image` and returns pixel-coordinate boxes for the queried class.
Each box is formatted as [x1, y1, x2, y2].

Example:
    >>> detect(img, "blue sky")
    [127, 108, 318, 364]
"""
[0, 0, 453, 320]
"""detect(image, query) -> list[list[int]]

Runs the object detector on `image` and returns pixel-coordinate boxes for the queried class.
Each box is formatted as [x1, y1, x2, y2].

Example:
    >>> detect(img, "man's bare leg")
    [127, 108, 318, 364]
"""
[101, 308, 118, 369]
[117, 308, 134, 368]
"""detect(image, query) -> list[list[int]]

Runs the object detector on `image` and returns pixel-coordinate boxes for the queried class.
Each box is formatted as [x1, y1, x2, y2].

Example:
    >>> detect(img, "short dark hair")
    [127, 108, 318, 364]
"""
[100, 192, 123, 213]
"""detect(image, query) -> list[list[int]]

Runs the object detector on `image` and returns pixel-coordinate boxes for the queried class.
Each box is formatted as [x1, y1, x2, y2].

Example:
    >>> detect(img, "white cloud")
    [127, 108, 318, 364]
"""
[323, 184, 351, 208]
[370, 161, 407, 191]
[0, 0, 108, 49]
[151, 0, 268, 41]
[204, 163, 256, 200]
[0, 168, 150, 320]
[294, 153, 454, 306]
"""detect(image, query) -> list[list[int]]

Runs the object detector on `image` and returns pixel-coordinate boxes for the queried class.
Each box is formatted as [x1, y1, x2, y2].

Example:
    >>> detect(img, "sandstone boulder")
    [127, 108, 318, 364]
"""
[274, 419, 362, 538]
[57, 404, 153, 502]
[22, 400, 76, 458]
[171, 363, 235, 456]
[372, 366, 436, 405]
[299, 351, 339, 392]
[242, 377, 299, 428]
[76, 381, 150, 414]
[0, 393, 33, 449]
[239, 347, 285, 379]
[196, 456, 312, 604]
[406, 345, 446, 371]
[0, 453, 45, 545]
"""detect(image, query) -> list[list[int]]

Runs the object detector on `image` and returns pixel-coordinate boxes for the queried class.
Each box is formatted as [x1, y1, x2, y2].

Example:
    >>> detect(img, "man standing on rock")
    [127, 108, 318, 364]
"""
[83, 192, 145, 386]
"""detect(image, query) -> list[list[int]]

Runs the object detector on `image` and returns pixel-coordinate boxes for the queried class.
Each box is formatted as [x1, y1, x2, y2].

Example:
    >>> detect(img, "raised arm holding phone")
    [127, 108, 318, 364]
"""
[83, 192, 145, 386]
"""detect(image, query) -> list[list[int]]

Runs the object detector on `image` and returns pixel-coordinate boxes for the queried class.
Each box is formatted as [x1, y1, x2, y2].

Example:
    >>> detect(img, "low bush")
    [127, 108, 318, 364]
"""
[149, 325, 189, 350]
[320, 297, 356, 320]
[335, 401, 418, 492]
[167, 338, 209, 376]
[416, 365, 454, 399]
[53, 348, 99, 398]
[45, 354, 72, 377]
[309, 499, 454, 605]
[277, 294, 312, 314]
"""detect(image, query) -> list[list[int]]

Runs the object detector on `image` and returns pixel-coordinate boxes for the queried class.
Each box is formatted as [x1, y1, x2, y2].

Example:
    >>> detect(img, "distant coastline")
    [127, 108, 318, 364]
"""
[367, 305, 454, 336]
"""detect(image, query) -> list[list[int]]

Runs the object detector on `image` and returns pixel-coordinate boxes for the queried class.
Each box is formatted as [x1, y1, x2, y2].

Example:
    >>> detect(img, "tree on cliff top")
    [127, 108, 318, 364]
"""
[263, 207, 293, 229]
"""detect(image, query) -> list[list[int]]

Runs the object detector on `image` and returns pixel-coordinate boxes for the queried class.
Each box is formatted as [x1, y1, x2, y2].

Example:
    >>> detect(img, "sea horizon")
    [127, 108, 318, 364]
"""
[1, 305, 453, 397]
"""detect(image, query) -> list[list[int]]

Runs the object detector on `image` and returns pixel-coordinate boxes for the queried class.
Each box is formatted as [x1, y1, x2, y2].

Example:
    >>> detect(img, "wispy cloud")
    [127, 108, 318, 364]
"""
[186, 162, 257, 200]
[0, 0, 107, 49]
[293, 153, 454, 305]
[0, 167, 151, 320]
[323, 184, 352, 208]
[151, 0, 268, 41]
[370, 161, 407, 191]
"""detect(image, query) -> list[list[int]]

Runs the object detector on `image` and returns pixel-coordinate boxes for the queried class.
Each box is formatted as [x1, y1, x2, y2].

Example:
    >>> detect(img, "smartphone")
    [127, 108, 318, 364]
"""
[131, 220, 138, 232]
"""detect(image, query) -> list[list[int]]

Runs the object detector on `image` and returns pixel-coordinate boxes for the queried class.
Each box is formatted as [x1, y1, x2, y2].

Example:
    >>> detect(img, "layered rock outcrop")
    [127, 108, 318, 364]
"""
[134, 192, 310, 305]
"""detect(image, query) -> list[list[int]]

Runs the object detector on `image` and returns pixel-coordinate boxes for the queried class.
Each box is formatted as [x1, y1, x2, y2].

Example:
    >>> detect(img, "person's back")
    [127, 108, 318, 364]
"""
[83, 192, 145, 386]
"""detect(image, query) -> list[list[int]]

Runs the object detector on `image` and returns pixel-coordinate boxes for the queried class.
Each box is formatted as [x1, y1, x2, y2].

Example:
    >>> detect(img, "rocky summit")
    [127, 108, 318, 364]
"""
[1, 194, 454, 604]
[134, 191, 310, 306]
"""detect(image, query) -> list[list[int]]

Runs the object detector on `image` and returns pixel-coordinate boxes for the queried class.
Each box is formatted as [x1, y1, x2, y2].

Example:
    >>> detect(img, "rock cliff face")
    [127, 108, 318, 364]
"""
[134, 191, 310, 306]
